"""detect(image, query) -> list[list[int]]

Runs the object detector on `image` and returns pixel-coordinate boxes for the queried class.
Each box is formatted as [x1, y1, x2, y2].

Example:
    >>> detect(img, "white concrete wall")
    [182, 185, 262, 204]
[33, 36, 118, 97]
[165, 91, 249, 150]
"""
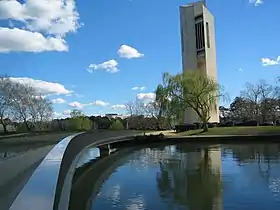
[203, 6, 220, 123]
[180, 5, 200, 124]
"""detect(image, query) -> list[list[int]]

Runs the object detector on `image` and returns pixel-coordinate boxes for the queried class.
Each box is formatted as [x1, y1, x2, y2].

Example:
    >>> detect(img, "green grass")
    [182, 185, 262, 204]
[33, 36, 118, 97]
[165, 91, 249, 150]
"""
[179, 126, 280, 136]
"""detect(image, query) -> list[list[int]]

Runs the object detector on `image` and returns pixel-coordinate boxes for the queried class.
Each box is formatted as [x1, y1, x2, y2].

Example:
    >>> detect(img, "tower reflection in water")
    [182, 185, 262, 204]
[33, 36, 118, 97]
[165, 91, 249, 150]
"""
[68, 143, 223, 210]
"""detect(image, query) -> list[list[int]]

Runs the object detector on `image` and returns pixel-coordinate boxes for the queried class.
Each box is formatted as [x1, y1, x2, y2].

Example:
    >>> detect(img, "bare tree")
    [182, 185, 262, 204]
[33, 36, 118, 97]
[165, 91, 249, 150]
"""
[0, 76, 13, 133]
[258, 80, 276, 123]
[125, 100, 146, 116]
[9, 83, 34, 130]
[29, 96, 53, 130]
[241, 82, 261, 122]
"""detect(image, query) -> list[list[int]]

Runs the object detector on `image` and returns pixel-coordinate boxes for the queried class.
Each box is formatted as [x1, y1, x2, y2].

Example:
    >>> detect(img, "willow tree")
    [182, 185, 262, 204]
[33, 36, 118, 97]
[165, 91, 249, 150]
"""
[155, 84, 182, 127]
[156, 71, 225, 131]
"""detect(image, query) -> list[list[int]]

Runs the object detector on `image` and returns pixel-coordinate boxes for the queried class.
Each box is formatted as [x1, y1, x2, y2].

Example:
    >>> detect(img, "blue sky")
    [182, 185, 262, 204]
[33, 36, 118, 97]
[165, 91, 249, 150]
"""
[0, 0, 279, 118]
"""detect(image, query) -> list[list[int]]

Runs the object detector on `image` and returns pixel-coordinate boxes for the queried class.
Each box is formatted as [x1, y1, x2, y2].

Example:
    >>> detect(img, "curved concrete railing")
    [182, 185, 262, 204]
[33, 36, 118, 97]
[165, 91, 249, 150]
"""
[9, 132, 85, 210]
[9, 130, 142, 210]
[53, 131, 140, 210]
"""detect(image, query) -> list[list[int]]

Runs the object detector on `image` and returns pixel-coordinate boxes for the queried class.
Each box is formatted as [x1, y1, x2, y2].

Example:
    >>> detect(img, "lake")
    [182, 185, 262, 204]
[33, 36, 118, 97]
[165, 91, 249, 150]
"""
[70, 143, 280, 210]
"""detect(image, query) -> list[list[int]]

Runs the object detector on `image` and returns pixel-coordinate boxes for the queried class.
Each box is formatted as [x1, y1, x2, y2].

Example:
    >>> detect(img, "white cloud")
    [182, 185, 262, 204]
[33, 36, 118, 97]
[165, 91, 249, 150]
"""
[117, 45, 144, 59]
[10, 77, 72, 95]
[112, 104, 126, 109]
[53, 109, 71, 119]
[52, 98, 66, 104]
[0, 0, 80, 36]
[90, 100, 109, 107]
[68, 101, 84, 109]
[238, 68, 244, 72]
[132, 86, 146, 91]
[136, 93, 156, 101]
[261, 56, 280, 66]
[63, 110, 71, 115]
[87, 60, 119, 73]
[0, 27, 67, 53]
[249, 0, 263, 6]
[0, 0, 80, 53]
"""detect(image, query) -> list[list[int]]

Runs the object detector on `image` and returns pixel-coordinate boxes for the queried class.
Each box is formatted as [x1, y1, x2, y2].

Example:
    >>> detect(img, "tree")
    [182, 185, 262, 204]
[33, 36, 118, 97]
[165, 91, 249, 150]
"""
[125, 100, 146, 117]
[156, 71, 225, 131]
[229, 97, 252, 122]
[154, 84, 181, 128]
[241, 82, 261, 122]
[110, 120, 124, 130]
[9, 82, 35, 131]
[70, 109, 83, 118]
[0, 76, 13, 133]
[70, 116, 92, 131]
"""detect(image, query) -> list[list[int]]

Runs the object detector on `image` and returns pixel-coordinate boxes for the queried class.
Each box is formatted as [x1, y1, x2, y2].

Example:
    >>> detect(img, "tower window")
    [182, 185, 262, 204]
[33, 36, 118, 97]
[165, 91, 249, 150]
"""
[195, 21, 205, 51]
[206, 22, 210, 48]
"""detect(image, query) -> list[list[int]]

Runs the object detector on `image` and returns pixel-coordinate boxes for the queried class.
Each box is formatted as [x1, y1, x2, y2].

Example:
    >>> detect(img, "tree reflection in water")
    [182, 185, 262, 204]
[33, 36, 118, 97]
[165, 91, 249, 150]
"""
[156, 146, 222, 210]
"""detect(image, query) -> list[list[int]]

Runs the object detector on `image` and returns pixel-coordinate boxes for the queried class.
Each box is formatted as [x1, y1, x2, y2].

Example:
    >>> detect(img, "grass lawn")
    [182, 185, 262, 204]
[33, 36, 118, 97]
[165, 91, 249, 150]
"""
[178, 126, 280, 136]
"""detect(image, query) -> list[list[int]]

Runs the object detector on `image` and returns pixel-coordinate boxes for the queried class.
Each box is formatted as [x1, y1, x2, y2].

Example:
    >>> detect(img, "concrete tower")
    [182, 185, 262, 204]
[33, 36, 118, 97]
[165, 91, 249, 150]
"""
[180, 0, 219, 124]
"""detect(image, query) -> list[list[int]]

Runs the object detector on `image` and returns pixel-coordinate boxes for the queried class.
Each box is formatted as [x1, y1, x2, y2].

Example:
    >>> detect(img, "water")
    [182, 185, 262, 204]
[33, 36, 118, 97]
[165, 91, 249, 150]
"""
[71, 143, 280, 210]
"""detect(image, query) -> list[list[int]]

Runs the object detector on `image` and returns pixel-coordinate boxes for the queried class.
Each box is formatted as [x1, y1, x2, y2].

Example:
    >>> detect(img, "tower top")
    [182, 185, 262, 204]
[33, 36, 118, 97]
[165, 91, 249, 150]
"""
[203, 0, 206, 6]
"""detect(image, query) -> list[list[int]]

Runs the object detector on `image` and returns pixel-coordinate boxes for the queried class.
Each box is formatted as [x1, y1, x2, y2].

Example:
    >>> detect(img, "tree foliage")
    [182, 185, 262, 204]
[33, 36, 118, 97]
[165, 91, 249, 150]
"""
[110, 120, 124, 130]
[155, 71, 225, 131]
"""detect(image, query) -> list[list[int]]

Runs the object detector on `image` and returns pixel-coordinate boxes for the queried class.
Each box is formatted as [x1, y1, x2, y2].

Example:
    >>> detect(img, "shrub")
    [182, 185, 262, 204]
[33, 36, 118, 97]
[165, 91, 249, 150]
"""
[70, 118, 81, 131]
[70, 117, 92, 131]
[194, 122, 203, 129]
[235, 120, 258, 127]
[259, 122, 274, 126]
[175, 124, 197, 133]
[81, 117, 93, 131]
[220, 121, 234, 127]
[110, 120, 124, 130]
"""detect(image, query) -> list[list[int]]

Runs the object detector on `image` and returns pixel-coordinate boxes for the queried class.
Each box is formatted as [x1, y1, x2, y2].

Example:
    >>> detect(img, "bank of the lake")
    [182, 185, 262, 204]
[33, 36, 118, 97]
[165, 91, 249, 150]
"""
[178, 126, 280, 136]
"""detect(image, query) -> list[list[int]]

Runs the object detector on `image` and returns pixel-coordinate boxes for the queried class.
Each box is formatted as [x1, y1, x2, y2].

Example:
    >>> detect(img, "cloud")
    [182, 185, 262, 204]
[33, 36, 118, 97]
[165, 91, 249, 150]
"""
[117, 45, 144, 59]
[0, 0, 81, 53]
[132, 86, 146, 91]
[249, 0, 263, 6]
[90, 100, 109, 107]
[136, 93, 156, 101]
[261, 56, 280, 66]
[53, 109, 71, 119]
[63, 110, 71, 115]
[0, 0, 81, 36]
[0, 27, 67, 52]
[238, 68, 244, 72]
[87, 60, 119, 73]
[112, 104, 126, 109]
[9, 77, 72, 95]
[52, 98, 66, 104]
[68, 101, 84, 109]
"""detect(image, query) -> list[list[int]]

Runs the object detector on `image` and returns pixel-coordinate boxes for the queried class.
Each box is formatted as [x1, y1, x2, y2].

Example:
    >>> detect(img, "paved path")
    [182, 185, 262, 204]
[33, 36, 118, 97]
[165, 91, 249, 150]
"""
[0, 145, 54, 210]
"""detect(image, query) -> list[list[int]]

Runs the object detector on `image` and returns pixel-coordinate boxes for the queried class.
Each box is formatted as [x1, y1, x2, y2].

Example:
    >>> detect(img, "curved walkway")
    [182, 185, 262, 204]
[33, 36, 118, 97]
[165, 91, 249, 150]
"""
[9, 130, 142, 210]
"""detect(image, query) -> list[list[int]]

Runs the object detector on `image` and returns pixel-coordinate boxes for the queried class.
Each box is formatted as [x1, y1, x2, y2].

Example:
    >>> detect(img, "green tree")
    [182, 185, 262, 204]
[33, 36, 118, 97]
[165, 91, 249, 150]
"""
[155, 84, 182, 128]
[70, 116, 92, 131]
[110, 119, 124, 130]
[70, 109, 83, 118]
[156, 71, 225, 131]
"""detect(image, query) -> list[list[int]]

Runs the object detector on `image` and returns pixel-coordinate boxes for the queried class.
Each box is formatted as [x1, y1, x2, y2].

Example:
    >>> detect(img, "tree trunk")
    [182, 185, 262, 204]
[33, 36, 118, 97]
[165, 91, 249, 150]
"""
[24, 120, 31, 131]
[202, 121, 208, 132]
[0, 117, 8, 133]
